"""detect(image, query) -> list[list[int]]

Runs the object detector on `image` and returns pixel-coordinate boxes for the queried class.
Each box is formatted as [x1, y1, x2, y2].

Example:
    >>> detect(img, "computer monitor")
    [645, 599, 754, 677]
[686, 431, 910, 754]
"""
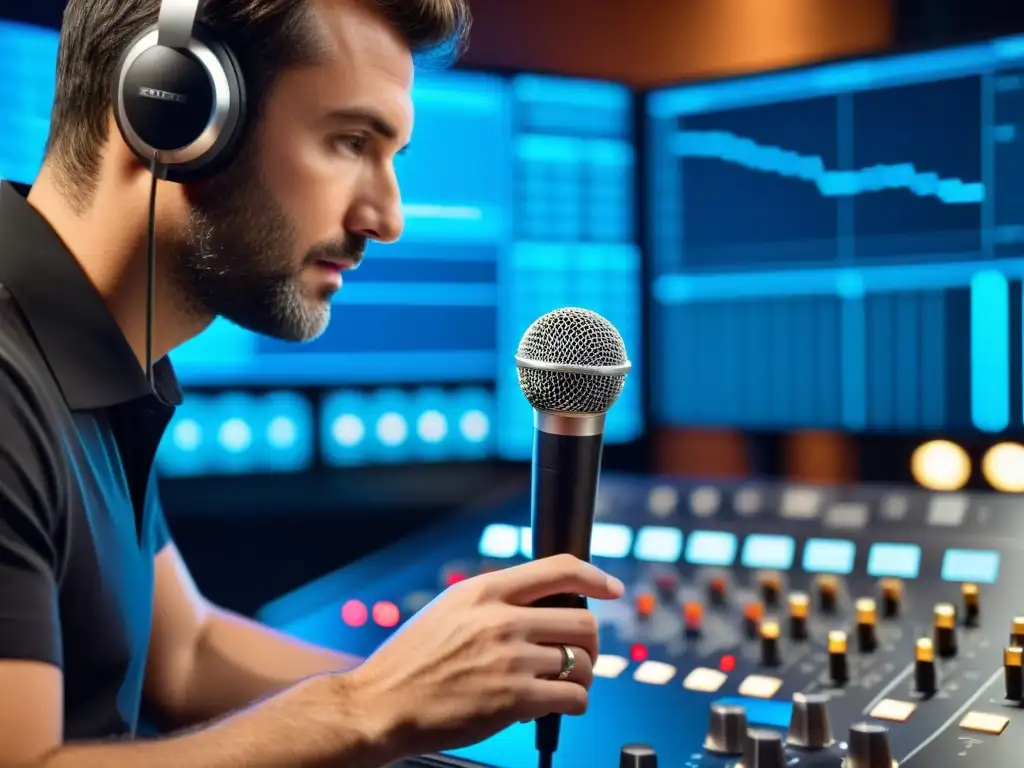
[0, 18, 645, 475]
[646, 34, 1024, 435]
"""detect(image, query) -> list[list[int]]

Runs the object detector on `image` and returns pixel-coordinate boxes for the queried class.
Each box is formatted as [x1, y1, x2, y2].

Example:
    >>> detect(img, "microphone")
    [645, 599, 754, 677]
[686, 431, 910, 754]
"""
[514, 307, 631, 768]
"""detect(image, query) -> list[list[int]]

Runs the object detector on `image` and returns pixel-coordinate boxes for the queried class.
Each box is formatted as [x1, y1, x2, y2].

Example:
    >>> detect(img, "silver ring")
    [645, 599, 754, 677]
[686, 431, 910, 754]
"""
[557, 645, 575, 680]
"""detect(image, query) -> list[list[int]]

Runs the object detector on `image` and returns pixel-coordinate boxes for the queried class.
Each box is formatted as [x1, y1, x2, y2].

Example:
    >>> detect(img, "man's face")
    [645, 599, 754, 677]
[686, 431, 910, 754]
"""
[175, 0, 412, 342]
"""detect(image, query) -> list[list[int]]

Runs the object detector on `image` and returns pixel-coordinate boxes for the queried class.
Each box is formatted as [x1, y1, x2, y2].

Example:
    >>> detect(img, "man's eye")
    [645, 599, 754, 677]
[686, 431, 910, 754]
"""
[333, 135, 368, 154]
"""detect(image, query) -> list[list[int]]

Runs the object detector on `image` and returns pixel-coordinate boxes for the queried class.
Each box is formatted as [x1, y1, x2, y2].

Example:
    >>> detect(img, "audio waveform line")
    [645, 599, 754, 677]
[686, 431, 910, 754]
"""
[671, 130, 985, 204]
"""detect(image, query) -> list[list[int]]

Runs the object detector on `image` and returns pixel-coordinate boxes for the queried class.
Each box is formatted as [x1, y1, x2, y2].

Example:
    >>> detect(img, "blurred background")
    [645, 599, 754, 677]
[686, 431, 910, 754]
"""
[2, 0, 1023, 621]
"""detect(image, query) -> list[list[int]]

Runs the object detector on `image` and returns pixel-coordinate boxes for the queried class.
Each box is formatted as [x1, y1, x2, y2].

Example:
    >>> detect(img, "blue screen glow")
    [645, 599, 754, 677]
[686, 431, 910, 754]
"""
[741, 534, 795, 570]
[633, 526, 684, 563]
[941, 548, 1001, 584]
[158, 391, 315, 476]
[590, 523, 634, 559]
[0, 20, 642, 467]
[685, 530, 738, 566]
[867, 542, 922, 578]
[802, 538, 856, 574]
[647, 34, 1024, 433]
[478, 524, 521, 559]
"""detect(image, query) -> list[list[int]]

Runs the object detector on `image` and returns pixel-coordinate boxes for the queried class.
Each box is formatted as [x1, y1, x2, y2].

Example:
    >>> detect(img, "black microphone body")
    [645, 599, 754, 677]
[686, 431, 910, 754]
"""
[530, 412, 607, 764]
[530, 423, 604, 572]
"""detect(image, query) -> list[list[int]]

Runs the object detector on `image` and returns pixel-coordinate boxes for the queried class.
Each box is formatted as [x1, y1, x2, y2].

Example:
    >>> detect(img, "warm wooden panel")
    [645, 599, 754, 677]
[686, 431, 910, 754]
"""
[461, 0, 894, 85]
[783, 432, 859, 484]
[653, 429, 751, 478]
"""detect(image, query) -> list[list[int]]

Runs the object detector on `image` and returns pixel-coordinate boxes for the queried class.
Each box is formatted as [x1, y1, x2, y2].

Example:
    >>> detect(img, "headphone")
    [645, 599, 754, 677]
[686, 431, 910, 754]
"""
[112, 0, 248, 183]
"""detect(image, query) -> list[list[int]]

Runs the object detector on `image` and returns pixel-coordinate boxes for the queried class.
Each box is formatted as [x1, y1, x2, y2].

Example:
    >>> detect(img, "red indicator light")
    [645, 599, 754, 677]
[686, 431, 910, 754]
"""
[446, 571, 468, 587]
[341, 599, 368, 627]
[719, 654, 737, 673]
[630, 643, 648, 662]
[373, 601, 401, 628]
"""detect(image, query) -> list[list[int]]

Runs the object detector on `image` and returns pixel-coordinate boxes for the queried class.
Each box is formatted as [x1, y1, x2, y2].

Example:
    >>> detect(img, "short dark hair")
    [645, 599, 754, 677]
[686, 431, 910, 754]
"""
[46, 0, 471, 207]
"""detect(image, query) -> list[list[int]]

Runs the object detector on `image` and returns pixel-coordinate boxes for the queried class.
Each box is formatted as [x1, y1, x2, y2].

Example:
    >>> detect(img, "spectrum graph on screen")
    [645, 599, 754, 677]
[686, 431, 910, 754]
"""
[648, 35, 1024, 434]
[0, 20, 642, 468]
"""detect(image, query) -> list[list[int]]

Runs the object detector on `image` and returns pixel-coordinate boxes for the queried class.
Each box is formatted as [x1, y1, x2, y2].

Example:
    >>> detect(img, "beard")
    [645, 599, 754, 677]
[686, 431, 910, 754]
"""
[172, 148, 365, 342]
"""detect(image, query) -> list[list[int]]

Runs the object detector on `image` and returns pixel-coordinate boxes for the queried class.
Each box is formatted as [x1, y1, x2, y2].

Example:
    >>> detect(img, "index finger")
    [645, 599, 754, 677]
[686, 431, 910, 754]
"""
[490, 554, 625, 605]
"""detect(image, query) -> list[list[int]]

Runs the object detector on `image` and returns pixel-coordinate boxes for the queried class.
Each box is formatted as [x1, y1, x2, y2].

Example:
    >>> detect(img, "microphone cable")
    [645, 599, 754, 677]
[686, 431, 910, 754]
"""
[535, 712, 560, 768]
[144, 153, 161, 390]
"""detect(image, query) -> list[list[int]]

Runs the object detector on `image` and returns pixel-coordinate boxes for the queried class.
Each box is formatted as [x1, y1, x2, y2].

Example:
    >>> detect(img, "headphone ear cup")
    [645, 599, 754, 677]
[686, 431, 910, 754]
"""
[112, 23, 247, 183]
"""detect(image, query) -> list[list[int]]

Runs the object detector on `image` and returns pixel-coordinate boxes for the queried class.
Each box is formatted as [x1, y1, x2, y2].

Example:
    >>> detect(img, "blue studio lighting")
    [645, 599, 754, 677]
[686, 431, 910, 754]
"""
[319, 387, 496, 468]
[157, 391, 315, 477]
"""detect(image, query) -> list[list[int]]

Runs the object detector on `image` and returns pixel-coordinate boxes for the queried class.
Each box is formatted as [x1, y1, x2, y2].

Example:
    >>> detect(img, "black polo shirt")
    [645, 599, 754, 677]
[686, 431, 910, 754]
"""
[0, 181, 179, 739]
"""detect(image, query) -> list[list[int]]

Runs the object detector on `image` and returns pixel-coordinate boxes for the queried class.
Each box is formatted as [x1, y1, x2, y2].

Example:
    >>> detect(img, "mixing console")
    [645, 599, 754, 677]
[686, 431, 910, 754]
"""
[258, 476, 1024, 766]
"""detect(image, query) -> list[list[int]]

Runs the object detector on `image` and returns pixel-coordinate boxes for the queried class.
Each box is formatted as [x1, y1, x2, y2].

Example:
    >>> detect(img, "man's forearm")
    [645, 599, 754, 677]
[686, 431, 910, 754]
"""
[41, 675, 392, 768]
[169, 607, 361, 726]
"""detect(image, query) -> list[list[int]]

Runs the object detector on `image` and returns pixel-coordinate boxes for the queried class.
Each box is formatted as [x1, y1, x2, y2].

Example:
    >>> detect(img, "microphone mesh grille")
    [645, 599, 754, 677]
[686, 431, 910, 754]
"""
[515, 307, 629, 414]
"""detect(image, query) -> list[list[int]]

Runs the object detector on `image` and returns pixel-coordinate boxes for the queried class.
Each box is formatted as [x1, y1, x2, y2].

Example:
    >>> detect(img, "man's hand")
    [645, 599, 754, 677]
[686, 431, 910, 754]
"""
[345, 554, 624, 757]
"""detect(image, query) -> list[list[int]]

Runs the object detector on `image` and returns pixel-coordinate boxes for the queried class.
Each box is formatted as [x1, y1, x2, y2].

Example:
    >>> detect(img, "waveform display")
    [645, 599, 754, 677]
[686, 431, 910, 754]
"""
[648, 33, 1024, 434]
[672, 130, 985, 204]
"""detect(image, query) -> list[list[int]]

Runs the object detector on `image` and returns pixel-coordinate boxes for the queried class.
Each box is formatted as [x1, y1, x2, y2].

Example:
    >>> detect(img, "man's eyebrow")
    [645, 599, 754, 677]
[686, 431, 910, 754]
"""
[323, 107, 411, 153]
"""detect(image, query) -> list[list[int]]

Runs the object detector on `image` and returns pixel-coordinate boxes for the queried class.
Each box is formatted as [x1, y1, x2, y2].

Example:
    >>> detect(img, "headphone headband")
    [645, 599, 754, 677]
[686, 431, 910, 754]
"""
[157, 0, 202, 49]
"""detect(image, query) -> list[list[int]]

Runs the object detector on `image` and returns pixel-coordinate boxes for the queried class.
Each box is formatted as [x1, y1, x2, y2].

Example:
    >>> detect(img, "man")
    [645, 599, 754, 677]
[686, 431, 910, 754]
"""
[0, 0, 624, 766]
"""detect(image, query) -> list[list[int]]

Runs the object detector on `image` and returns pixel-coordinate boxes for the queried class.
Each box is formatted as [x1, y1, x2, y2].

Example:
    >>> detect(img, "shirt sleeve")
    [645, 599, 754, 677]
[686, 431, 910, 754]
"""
[0, 355, 64, 668]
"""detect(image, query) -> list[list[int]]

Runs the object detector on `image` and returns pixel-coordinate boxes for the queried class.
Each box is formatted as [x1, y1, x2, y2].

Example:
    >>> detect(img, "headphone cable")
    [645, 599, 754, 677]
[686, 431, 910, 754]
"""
[145, 153, 160, 390]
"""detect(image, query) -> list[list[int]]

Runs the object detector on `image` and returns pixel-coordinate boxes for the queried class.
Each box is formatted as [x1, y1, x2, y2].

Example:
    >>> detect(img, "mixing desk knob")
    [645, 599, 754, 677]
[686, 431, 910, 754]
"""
[708, 576, 728, 607]
[961, 583, 979, 626]
[828, 630, 849, 686]
[817, 575, 839, 613]
[704, 702, 748, 755]
[1012, 616, 1024, 648]
[759, 573, 782, 606]
[653, 574, 678, 601]
[788, 592, 810, 641]
[844, 723, 897, 768]
[933, 603, 957, 657]
[1004, 646, 1023, 702]
[760, 620, 782, 666]
[786, 692, 834, 749]
[636, 593, 656, 620]
[913, 638, 937, 697]
[855, 598, 878, 653]
[683, 602, 703, 637]
[744, 601, 765, 640]
[879, 578, 902, 619]
[740, 728, 786, 768]
[619, 744, 657, 768]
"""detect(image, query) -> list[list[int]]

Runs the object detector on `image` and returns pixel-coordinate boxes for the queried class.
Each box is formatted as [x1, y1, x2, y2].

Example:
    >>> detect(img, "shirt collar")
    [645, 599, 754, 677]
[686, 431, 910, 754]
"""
[0, 181, 182, 411]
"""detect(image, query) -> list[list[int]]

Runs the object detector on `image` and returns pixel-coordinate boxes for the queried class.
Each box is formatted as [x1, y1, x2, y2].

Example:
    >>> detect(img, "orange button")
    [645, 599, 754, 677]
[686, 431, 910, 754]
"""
[637, 593, 656, 617]
[684, 602, 703, 628]
[744, 601, 764, 623]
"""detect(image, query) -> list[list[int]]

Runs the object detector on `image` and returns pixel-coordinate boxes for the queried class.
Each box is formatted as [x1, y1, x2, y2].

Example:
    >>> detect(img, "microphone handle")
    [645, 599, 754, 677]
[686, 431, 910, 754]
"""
[530, 427, 604, 573]
[529, 424, 605, 764]
[530, 425, 604, 609]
